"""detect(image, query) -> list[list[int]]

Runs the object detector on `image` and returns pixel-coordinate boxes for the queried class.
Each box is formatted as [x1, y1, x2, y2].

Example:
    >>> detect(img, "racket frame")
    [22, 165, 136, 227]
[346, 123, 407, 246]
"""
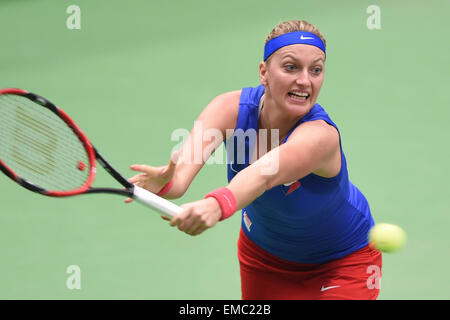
[0, 88, 182, 217]
[0, 88, 97, 197]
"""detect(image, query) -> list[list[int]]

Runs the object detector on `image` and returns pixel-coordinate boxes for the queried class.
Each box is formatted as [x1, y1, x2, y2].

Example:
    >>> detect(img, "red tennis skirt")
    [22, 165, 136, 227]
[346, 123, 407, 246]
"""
[238, 229, 382, 300]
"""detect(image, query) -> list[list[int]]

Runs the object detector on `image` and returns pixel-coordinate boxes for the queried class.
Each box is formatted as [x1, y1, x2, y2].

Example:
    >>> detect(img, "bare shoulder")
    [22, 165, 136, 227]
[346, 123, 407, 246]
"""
[216, 90, 242, 102]
[209, 90, 241, 112]
[291, 119, 339, 143]
[303, 119, 338, 136]
[286, 119, 340, 177]
[298, 120, 341, 177]
[198, 90, 241, 132]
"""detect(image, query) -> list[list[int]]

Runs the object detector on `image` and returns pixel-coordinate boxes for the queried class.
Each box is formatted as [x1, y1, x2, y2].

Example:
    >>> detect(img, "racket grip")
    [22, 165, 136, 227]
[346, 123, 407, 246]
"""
[132, 185, 182, 218]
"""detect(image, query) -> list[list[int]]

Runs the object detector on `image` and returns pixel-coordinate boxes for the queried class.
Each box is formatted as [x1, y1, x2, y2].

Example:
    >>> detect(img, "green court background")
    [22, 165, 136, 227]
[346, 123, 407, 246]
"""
[1, 0, 449, 300]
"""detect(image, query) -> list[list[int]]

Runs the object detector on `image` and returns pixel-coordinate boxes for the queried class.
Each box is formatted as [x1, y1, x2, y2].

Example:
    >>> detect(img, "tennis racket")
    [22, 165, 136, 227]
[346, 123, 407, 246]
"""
[0, 88, 181, 218]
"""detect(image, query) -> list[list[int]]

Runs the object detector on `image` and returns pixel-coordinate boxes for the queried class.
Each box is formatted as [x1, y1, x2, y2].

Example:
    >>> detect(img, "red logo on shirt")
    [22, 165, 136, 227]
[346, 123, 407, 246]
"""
[286, 181, 301, 195]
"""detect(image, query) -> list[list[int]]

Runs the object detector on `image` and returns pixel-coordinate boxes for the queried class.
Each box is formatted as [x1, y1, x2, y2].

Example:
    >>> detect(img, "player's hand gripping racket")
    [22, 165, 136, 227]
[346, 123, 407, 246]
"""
[0, 88, 181, 218]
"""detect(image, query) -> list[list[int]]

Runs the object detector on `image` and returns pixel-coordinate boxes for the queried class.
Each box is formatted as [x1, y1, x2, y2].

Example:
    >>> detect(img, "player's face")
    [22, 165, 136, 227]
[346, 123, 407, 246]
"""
[260, 44, 325, 117]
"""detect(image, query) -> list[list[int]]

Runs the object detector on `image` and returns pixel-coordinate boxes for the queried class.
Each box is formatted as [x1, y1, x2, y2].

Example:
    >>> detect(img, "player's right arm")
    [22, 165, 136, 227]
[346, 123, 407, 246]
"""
[127, 90, 241, 200]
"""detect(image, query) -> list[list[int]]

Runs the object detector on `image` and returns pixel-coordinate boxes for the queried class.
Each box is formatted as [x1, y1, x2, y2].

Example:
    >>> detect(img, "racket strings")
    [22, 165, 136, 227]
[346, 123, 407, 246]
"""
[0, 94, 91, 191]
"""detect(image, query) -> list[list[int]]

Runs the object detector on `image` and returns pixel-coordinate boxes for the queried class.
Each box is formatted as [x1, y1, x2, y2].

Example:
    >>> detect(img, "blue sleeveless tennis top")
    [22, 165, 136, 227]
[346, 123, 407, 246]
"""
[225, 85, 374, 264]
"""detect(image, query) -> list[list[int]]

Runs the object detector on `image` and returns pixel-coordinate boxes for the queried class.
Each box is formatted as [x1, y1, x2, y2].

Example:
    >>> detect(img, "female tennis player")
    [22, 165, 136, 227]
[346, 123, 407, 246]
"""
[128, 20, 382, 300]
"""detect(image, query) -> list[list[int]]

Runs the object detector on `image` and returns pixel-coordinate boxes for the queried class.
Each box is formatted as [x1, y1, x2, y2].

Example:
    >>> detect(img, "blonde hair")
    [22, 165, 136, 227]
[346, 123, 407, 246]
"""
[265, 20, 326, 48]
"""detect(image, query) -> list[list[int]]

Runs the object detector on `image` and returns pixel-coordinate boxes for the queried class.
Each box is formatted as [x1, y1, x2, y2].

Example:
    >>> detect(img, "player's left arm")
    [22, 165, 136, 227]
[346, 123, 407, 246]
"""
[171, 120, 339, 235]
[227, 120, 340, 209]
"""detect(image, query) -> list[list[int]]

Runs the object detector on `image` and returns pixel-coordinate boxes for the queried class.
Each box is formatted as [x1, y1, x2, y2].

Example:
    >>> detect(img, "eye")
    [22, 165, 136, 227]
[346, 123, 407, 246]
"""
[284, 64, 296, 71]
[312, 66, 322, 75]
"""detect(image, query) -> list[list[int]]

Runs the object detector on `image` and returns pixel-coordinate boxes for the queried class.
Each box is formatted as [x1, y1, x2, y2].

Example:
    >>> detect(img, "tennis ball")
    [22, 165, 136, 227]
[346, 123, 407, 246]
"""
[369, 223, 406, 253]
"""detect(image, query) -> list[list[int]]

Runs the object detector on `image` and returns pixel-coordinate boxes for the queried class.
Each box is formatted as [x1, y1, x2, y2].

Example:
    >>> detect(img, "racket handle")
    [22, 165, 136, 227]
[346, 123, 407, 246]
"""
[132, 185, 182, 218]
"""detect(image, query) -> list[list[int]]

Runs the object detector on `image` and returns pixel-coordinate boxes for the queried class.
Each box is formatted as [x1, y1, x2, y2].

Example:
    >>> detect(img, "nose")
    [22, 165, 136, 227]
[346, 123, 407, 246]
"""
[295, 69, 311, 87]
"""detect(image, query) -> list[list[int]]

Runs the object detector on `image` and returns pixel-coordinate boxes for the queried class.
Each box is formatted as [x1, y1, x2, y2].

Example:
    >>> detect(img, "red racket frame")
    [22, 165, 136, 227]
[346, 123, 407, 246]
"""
[0, 88, 97, 197]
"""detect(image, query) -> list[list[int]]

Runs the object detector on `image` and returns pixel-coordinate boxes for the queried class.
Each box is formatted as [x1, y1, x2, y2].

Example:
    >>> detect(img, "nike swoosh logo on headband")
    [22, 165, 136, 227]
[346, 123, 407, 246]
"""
[300, 35, 314, 40]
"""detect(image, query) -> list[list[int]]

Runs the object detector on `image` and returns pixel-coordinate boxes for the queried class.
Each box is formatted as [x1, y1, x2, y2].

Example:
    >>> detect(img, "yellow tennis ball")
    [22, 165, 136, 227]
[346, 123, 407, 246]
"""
[369, 223, 406, 253]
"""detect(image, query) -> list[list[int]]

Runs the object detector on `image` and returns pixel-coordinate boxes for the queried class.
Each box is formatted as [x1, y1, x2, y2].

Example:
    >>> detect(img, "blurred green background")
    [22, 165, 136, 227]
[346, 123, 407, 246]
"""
[1, 0, 449, 299]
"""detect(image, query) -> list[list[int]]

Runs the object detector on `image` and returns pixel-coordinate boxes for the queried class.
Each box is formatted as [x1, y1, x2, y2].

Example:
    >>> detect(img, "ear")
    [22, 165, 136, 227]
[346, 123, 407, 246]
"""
[259, 61, 268, 87]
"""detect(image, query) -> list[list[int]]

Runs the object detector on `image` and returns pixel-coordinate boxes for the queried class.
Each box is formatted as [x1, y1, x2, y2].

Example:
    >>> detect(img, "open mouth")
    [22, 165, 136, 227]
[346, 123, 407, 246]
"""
[288, 91, 310, 102]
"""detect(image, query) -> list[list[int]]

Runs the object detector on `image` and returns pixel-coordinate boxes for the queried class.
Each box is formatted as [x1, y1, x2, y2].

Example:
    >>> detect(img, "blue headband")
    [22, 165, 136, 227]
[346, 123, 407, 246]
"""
[264, 31, 326, 61]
